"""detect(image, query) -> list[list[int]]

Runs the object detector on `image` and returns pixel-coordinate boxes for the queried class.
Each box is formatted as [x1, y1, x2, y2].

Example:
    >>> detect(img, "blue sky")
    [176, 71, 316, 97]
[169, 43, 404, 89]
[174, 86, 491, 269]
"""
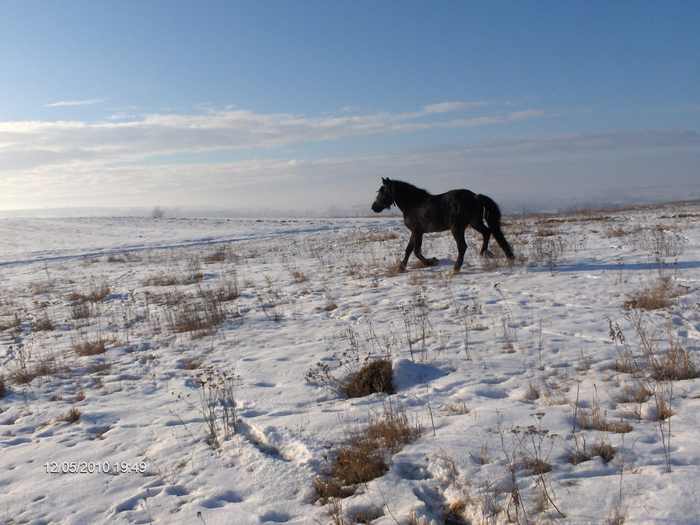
[0, 1, 699, 212]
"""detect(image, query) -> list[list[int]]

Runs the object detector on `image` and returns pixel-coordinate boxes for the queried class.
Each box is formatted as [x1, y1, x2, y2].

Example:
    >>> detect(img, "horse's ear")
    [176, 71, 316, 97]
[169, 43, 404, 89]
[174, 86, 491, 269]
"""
[382, 177, 390, 184]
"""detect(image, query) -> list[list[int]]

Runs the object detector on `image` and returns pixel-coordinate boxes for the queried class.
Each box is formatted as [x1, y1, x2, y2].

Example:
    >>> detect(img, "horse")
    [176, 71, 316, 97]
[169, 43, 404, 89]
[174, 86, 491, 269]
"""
[371, 177, 514, 272]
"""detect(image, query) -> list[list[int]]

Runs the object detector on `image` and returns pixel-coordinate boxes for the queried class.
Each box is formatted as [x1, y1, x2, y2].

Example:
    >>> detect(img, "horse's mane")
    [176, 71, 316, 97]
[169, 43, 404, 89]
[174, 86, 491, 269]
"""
[389, 179, 431, 208]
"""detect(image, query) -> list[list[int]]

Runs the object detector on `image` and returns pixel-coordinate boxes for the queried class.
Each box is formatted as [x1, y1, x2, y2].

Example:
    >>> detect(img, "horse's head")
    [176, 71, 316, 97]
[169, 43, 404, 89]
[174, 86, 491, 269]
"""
[371, 177, 394, 213]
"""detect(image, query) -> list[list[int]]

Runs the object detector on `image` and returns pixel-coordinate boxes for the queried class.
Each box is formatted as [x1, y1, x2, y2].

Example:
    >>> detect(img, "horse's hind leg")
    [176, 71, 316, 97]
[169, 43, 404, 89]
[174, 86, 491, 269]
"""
[413, 232, 439, 266]
[400, 232, 416, 271]
[451, 226, 468, 272]
[470, 220, 493, 257]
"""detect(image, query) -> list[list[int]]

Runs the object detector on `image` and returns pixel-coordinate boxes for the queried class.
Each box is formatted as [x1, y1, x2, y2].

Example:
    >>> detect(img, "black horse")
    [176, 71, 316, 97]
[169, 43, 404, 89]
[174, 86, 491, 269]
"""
[371, 178, 514, 272]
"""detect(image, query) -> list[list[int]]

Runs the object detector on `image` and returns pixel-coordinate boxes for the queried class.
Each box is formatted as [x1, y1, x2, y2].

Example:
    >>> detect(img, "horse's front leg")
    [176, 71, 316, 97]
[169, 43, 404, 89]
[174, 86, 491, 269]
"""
[413, 232, 439, 266]
[400, 232, 416, 271]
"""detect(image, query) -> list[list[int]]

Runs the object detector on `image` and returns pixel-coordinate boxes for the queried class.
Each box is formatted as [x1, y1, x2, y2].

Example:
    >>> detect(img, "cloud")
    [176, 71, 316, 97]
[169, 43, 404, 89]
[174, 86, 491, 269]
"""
[45, 98, 105, 108]
[0, 102, 545, 174]
[423, 101, 486, 114]
[1, 128, 698, 212]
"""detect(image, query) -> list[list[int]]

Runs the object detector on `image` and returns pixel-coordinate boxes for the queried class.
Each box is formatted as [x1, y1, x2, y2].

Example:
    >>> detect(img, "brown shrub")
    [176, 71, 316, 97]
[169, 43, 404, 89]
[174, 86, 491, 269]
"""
[291, 270, 307, 283]
[59, 407, 81, 424]
[204, 245, 231, 264]
[576, 408, 632, 434]
[356, 231, 399, 243]
[591, 440, 616, 463]
[71, 302, 92, 320]
[575, 392, 633, 433]
[653, 390, 674, 421]
[68, 283, 111, 304]
[331, 434, 388, 486]
[166, 296, 226, 334]
[143, 273, 179, 287]
[32, 312, 55, 332]
[616, 382, 652, 404]
[313, 478, 355, 503]
[10, 355, 61, 385]
[0, 314, 21, 331]
[623, 277, 677, 311]
[208, 280, 240, 302]
[523, 382, 541, 401]
[180, 357, 203, 370]
[650, 338, 698, 381]
[341, 359, 394, 398]
[315, 403, 421, 501]
[517, 457, 552, 475]
[365, 403, 421, 453]
[73, 338, 107, 356]
[385, 262, 406, 277]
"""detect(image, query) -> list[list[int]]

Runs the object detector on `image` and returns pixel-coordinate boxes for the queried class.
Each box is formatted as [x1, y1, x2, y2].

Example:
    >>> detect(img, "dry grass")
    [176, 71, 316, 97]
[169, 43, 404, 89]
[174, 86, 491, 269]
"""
[32, 311, 55, 332]
[576, 411, 633, 433]
[590, 439, 616, 463]
[143, 273, 180, 287]
[653, 391, 674, 421]
[58, 407, 81, 424]
[166, 296, 226, 334]
[567, 447, 591, 465]
[73, 337, 108, 356]
[470, 443, 491, 465]
[616, 381, 652, 404]
[331, 434, 388, 486]
[623, 277, 677, 311]
[385, 261, 406, 277]
[523, 382, 541, 401]
[10, 355, 61, 385]
[341, 359, 394, 398]
[67, 283, 111, 304]
[315, 403, 421, 501]
[203, 245, 233, 264]
[356, 231, 399, 243]
[649, 337, 698, 381]
[443, 401, 470, 416]
[313, 478, 355, 502]
[516, 457, 551, 475]
[291, 270, 307, 283]
[71, 302, 93, 320]
[146, 290, 186, 306]
[606, 225, 642, 238]
[575, 395, 633, 434]
[201, 280, 240, 303]
[0, 314, 21, 331]
[179, 357, 203, 370]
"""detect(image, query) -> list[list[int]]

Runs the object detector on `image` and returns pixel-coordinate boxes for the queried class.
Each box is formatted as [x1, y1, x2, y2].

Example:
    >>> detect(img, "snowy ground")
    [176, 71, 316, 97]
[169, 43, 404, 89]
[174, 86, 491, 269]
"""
[1, 203, 700, 525]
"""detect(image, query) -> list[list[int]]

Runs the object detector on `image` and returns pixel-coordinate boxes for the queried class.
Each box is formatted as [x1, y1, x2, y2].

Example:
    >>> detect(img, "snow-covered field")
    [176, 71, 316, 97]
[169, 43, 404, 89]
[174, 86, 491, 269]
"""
[2, 204, 700, 525]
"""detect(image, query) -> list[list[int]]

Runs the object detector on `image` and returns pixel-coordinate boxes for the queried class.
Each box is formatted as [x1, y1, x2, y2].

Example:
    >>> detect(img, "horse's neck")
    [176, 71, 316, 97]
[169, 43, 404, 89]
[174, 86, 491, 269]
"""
[393, 184, 428, 212]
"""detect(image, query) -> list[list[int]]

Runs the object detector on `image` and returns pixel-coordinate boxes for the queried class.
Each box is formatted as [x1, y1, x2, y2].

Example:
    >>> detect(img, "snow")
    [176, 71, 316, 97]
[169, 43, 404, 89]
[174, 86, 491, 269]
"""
[1, 204, 700, 524]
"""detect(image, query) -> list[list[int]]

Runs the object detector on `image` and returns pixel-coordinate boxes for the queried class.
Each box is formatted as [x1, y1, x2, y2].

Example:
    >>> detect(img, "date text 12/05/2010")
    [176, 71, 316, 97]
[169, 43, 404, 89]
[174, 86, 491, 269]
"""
[45, 461, 148, 474]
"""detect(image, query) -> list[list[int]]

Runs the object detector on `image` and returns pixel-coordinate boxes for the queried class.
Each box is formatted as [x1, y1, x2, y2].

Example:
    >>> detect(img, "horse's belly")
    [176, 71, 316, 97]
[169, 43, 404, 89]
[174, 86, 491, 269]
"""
[405, 214, 448, 233]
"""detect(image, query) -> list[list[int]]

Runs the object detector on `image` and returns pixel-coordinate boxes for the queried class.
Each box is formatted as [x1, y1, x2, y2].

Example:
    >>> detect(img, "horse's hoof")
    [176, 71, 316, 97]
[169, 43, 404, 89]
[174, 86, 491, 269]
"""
[452, 266, 461, 273]
[429, 257, 439, 266]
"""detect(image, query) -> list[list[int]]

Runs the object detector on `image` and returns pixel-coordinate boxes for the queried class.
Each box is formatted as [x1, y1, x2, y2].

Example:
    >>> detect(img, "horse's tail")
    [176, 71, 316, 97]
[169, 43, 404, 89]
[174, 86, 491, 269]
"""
[476, 194, 514, 259]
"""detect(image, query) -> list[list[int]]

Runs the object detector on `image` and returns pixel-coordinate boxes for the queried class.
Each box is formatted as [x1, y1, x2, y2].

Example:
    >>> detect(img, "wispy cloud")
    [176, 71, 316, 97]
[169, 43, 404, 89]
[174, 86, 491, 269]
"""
[0, 102, 545, 173]
[45, 98, 105, 108]
[423, 101, 486, 114]
[1, 126, 698, 211]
